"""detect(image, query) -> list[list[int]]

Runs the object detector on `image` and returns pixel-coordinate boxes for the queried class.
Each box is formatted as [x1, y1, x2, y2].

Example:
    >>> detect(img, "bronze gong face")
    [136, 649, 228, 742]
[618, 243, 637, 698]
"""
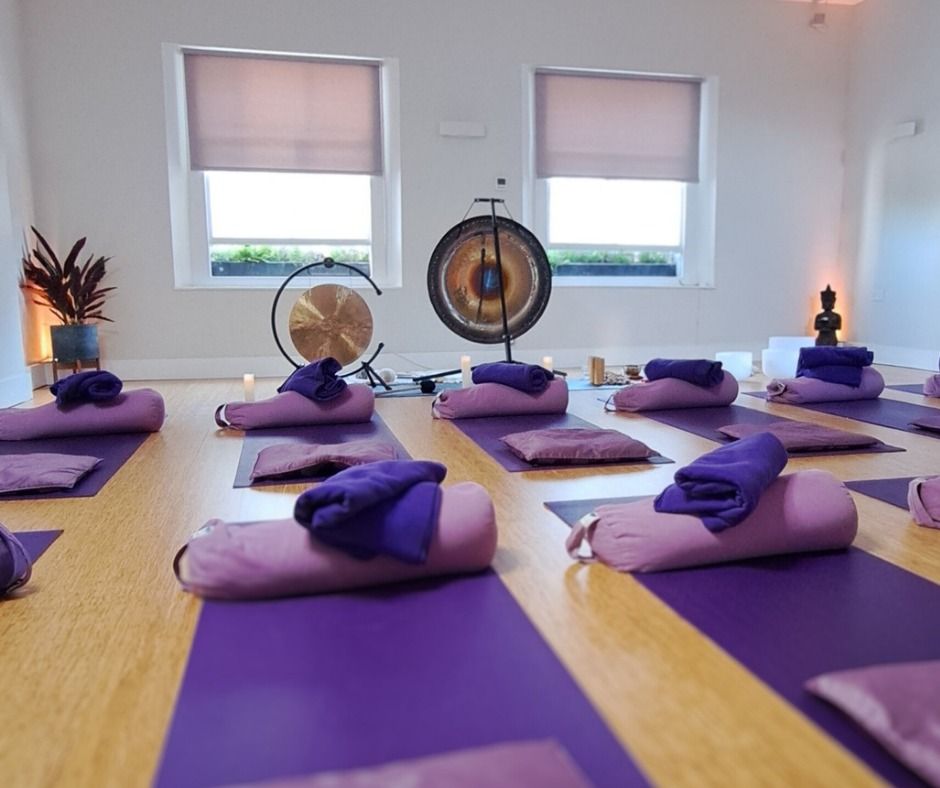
[427, 216, 551, 344]
[288, 284, 374, 366]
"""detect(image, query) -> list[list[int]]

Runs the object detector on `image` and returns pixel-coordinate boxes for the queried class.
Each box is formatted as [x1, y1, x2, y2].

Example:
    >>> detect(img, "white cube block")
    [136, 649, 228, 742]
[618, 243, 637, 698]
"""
[768, 336, 816, 351]
[761, 348, 799, 379]
[715, 351, 753, 380]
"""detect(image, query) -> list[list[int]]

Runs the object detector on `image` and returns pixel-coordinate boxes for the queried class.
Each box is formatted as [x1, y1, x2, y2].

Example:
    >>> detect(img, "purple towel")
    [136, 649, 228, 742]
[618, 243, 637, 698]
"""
[50, 370, 123, 407]
[797, 347, 873, 387]
[293, 460, 446, 563]
[0, 524, 32, 594]
[277, 358, 348, 402]
[654, 432, 788, 532]
[644, 358, 724, 388]
[471, 362, 554, 393]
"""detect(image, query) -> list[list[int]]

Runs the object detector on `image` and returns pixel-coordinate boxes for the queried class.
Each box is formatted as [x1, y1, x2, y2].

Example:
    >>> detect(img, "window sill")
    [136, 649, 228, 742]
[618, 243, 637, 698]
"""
[551, 274, 712, 289]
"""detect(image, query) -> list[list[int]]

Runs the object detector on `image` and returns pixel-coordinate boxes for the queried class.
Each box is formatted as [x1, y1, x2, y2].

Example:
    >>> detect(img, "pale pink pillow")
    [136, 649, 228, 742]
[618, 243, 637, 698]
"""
[501, 428, 653, 465]
[718, 421, 881, 452]
[217, 386, 375, 430]
[250, 440, 400, 482]
[609, 371, 738, 412]
[0, 453, 101, 494]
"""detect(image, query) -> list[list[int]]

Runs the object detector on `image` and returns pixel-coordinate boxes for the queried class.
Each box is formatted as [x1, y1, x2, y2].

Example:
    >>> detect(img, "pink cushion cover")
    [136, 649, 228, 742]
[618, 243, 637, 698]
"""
[0, 453, 101, 494]
[177, 482, 497, 599]
[566, 470, 857, 572]
[717, 421, 880, 452]
[805, 661, 940, 787]
[610, 371, 738, 412]
[0, 388, 165, 440]
[230, 740, 591, 788]
[908, 476, 940, 529]
[912, 415, 940, 434]
[218, 386, 375, 430]
[925, 375, 940, 398]
[766, 367, 885, 403]
[250, 440, 400, 482]
[501, 428, 653, 465]
[432, 378, 568, 419]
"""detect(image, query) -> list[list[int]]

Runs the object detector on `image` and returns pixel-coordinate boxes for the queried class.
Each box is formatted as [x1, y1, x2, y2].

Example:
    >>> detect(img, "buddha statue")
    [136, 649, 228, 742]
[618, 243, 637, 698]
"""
[814, 284, 841, 346]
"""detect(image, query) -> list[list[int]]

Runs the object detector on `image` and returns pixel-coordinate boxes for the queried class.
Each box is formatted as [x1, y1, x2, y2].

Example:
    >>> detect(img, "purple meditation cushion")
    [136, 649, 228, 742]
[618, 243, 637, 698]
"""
[0, 453, 102, 494]
[805, 661, 940, 788]
[216, 385, 375, 430]
[431, 378, 569, 419]
[766, 367, 885, 404]
[231, 740, 591, 788]
[501, 427, 654, 465]
[566, 470, 857, 572]
[924, 374, 940, 398]
[250, 440, 400, 482]
[0, 523, 32, 594]
[911, 414, 940, 434]
[717, 421, 881, 452]
[609, 371, 738, 412]
[0, 388, 165, 440]
[176, 482, 497, 599]
[908, 476, 940, 529]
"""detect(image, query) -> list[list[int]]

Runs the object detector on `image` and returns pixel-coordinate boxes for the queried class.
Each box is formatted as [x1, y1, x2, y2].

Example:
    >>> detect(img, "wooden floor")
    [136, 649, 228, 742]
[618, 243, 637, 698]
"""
[2, 366, 939, 787]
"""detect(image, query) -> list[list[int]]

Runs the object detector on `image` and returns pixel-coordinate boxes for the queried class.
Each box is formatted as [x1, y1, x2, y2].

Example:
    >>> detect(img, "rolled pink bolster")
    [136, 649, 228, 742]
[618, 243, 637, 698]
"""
[924, 374, 940, 398]
[176, 482, 498, 599]
[908, 476, 940, 529]
[0, 388, 165, 440]
[431, 378, 568, 419]
[217, 385, 375, 430]
[610, 371, 738, 412]
[766, 367, 885, 404]
[567, 470, 857, 572]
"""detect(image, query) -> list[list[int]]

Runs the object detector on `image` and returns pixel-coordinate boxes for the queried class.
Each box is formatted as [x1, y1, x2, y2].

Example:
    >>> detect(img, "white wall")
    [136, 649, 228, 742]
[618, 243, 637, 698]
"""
[840, 0, 940, 370]
[18, 0, 854, 378]
[0, 0, 34, 404]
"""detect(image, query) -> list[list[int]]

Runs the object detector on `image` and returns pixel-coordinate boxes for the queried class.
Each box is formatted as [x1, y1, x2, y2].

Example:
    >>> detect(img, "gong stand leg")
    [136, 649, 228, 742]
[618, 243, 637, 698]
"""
[340, 342, 392, 390]
[488, 199, 513, 363]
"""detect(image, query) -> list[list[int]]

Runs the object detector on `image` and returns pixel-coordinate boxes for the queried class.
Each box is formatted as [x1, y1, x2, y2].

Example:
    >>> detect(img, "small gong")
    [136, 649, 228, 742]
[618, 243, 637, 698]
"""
[288, 283, 374, 366]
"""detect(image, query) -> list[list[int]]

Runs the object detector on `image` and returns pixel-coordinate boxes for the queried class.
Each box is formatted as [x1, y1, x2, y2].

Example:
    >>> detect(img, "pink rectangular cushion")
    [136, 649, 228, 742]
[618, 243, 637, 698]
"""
[610, 371, 738, 412]
[766, 367, 885, 403]
[217, 386, 375, 430]
[925, 374, 940, 398]
[805, 661, 940, 787]
[250, 440, 400, 482]
[501, 427, 653, 465]
[717, 421, 881, 452]
[566, 470, 857, 572]
[0, 388, 165, 440]
[0, 453, 101, 494]
[431, 378, 568, 419]
[176, 482, 497, 600]
[230, 740, 591, 788]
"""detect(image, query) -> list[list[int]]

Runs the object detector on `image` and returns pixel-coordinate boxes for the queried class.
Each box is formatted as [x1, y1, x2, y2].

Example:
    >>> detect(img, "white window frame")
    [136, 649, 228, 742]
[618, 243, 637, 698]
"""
[522, 67, 718, 289]
[162, 44, 402, 290]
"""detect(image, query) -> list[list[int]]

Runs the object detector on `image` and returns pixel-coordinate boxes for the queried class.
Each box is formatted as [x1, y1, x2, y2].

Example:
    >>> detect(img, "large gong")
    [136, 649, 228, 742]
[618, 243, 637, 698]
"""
[427, 215, 551, 345]
[288, 283, 373, 366]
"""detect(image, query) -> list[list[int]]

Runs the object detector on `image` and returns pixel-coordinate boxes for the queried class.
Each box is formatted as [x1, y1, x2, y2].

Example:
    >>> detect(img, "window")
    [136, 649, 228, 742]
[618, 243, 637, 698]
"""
[163, 47, 401, 288]
[527, 69, 717, 287]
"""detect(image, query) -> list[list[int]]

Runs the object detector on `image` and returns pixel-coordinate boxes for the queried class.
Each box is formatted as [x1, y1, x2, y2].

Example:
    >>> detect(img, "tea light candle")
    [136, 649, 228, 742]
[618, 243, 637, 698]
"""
[243, 373, 255, 402]
[460, 355, 472, 388]
[541, 355, 554, 372]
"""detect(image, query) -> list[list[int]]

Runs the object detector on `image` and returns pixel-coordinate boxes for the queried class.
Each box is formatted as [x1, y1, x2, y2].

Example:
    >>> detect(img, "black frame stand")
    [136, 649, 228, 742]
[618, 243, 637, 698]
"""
[269, 257, 391, 390]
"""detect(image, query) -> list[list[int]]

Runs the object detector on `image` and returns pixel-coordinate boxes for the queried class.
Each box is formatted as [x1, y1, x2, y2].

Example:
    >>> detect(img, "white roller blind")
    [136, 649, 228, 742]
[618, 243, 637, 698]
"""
[183, 51, 382, 174]
[535, 71, 701, 182]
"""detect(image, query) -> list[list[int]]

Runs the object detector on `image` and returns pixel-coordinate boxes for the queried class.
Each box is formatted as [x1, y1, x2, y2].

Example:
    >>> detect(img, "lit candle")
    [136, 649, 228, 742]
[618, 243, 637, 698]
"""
[243, 373, 255, 402]
[541, 355, 554, 372]
[460, 355, 472, 388]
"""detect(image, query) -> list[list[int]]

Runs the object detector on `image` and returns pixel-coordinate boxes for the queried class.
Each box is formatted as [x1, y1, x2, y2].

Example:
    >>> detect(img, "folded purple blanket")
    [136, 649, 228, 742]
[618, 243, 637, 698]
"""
[766, 367, 885, 404]
[0, 388, 166, 440]
[645, 358, 724, 388]
[567, 470, 857, 572]
[806, 661, 940, 788]
[0, 452, 102, 494]
[717, 421, 881, 452]
[293, 460, 446, 563]
[925, 374, 940, 398]
[250, 440, 399, 483]
[471, 361, 554, 393]
[797, 346, 874, 387]
[176, 482, 497, 599]
[654, 432, 788, 532]
[50, 370, 123, 407]
[432, 378, 569, 419]
[610, 371, 738, 412]
[908, 476, 940, 529]
[277, 357, 347, 402]
[0, 524, 32, 594]
[216, 386, 375, 430]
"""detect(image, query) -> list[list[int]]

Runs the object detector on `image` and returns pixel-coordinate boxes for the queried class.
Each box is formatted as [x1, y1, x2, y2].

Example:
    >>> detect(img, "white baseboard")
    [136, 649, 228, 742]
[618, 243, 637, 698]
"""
[861, 343, 938, 372]
[0, 369, 33, 407]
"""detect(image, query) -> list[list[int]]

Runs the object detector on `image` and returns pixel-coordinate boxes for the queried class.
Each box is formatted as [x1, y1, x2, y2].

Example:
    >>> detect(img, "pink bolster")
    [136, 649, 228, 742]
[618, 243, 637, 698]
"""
[908, 476, 940, 529]
[431, 378, 569, 419]
[217, 385, 375, 430]
[176, 482, 498, 600]
[610, 371, 739, 412]
[766, 367, 885, 403]
[924, 374, 940, 398]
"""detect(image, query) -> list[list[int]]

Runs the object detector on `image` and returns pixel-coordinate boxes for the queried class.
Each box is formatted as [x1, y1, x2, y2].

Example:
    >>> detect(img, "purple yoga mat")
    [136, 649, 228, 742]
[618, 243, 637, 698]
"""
[546, 497, 938, 786]
[637, 404, 904, 456]
[233, 415, 411, 488]
[154, 571, 647, 788]
[15, 530, 62, 562]
[0, 433, 149, 499]
[887, 383, 929, 395]
[452, 412, 672, 472]
[845, 477, 915, 511]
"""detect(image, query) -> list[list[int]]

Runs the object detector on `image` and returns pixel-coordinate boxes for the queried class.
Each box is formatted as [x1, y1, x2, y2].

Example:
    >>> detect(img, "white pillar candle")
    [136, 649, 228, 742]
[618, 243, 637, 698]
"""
[541, 355, 554, 372]
[243, 373, 255, 402]
[460, 355, 472, 388]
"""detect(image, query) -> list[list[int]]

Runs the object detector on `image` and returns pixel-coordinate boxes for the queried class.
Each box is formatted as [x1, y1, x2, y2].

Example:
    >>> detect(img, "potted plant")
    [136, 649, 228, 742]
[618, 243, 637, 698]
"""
[20, 226, 115, 367]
